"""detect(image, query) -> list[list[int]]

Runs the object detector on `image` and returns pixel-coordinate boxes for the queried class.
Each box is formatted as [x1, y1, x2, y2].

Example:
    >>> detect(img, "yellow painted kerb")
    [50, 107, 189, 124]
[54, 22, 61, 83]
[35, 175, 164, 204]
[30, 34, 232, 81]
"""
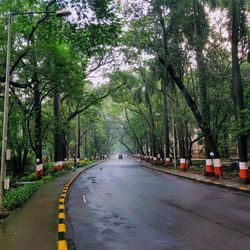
[58, 240, 68, 250]
[58, 223, 66, 233]
[59, 213, 65, 219]
[59, 204, 65, 210]
[59, 198, 65, 203]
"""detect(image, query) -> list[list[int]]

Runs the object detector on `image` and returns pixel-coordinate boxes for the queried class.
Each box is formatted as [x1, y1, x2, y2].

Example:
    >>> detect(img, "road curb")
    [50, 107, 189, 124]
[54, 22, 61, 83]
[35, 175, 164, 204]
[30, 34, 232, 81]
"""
[137, 160, 250, 195]
[57, 161, 101, 250]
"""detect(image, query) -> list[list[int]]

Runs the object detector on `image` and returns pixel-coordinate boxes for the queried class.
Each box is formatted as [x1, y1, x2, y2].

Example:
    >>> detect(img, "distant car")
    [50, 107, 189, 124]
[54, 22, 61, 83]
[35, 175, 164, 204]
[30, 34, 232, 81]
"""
[118, 153, 123, 159]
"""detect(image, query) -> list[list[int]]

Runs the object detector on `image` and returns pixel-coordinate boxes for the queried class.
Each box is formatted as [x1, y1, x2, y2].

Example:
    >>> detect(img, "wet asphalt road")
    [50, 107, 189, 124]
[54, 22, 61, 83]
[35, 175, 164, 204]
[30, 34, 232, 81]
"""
[66, 157, 250, 250]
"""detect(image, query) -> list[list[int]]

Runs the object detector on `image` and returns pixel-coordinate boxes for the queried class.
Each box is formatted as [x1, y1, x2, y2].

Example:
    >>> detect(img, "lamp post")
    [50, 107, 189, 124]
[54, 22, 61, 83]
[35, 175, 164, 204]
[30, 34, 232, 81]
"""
[0, 8, 71, 213]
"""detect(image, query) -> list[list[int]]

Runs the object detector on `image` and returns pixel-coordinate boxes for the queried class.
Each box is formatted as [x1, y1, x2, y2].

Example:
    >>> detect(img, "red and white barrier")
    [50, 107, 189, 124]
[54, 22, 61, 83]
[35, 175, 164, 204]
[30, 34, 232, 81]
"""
[36, 164, 43, 178]
[164, 157, 171, 166]
[54, 161, 63, 171]
[152, 157, 157, 164]
[180, 158, 186, 171]
[205, 159, 214, 176]
[213, 158, 222, 178]
[239, 162, 249, 183]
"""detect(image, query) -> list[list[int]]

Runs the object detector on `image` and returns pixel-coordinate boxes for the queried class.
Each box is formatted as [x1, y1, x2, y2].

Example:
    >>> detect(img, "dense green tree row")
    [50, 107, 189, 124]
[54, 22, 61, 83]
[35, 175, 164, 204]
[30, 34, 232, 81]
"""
[0, 0, 249, 184]
[107, 0, 250, 182]
[0, 0, 121, 176]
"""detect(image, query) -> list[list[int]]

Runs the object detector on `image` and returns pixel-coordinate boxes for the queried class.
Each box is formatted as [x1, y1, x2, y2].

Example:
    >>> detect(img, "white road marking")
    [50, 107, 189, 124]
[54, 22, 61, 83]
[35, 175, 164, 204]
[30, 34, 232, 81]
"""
[83, 195, 87, 203]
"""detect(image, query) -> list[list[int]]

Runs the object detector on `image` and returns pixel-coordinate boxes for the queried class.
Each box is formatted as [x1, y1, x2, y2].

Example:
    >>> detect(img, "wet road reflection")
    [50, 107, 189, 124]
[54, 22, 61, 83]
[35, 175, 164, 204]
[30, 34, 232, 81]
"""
[66, 157, 250, 250]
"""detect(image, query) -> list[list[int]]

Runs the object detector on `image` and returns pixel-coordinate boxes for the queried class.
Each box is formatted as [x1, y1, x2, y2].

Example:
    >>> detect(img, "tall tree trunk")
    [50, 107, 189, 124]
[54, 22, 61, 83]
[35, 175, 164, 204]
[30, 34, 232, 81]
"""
[34, 80, 42, 164]
[166, 65, 219, 158]
[231, 1, 248, 182]
[162, 82, 170, 158]
[54, 89, 63, 162]
[192, 0, 211, 160]
[76, 114, 80, 159]
[125, 106, 144, 155]
[156, 3, 219, 158]
[177, 117, 185, 160]
[31, 43, 42, 165]
[145, 88, 157, 156]
[85, 130, 88, 158]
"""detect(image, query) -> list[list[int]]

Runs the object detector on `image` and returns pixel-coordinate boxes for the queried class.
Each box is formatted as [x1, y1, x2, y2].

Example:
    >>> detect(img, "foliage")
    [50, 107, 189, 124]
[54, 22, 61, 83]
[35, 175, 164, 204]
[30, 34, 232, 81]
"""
[40, 175, 53, 184]
[4, 183, 40, 210]
[20, 173, 37, 182]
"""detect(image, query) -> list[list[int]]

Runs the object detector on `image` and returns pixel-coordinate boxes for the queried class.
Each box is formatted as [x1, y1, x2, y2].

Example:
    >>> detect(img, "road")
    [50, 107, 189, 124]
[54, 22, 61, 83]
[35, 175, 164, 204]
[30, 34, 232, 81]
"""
[66, 157, 250, 250]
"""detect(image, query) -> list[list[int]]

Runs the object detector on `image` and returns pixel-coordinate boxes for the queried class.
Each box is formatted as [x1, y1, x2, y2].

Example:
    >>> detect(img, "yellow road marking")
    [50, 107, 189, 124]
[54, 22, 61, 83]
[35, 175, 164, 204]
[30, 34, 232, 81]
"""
[58, 224, 66, 233]
[59, 198, 65, 203]
[58, 240, 68, 250]
[59, 213, 65, 219]
[59, 204, 65, 210]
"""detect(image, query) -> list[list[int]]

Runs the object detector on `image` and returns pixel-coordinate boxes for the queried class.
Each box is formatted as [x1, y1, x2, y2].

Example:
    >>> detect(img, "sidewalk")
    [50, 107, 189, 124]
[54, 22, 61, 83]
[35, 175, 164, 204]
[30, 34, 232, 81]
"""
[138, 160, 250, 194]
[0, 162, 98, 250]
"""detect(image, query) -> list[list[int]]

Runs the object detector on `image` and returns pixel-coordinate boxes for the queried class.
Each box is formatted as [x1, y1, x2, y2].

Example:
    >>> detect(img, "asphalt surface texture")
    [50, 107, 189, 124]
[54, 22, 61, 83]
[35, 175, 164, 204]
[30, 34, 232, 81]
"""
[66, 156, 250, 250]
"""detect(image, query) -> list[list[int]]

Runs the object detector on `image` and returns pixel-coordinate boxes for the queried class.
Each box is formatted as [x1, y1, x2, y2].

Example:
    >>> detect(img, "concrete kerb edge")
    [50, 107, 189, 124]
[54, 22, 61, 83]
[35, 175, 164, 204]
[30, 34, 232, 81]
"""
[57, 161, 102, 250]
[136, 160, 250, 195]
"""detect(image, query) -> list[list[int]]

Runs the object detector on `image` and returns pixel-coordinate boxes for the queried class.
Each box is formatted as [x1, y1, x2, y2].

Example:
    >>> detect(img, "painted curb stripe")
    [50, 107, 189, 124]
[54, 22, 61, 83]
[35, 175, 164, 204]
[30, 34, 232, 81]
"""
[59, 213, 65, 219]
[58, 224, 66, 233]
[57, 162, 101, 250]
[58, 218, 64, 224]
[59, 205, 65, 210]
[58, 232, 66, 241]
[58, 240, 67, 250]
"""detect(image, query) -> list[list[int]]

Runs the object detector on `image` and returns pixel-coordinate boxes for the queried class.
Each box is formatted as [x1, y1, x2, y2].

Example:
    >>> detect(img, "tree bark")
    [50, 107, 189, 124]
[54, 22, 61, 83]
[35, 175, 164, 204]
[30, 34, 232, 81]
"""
[34, 81, 42, 163]
[231, 1, 248, 162]
[192, 0, 211, 159]
[125, 106, 144, 155]
[54, 89, 63, 162]
[162, 82, 170, 158]
[156, 3, 219, 158]
[145, 87, 157, 156]
[76, 114, 81, 158]
[166, 64, 220, 158]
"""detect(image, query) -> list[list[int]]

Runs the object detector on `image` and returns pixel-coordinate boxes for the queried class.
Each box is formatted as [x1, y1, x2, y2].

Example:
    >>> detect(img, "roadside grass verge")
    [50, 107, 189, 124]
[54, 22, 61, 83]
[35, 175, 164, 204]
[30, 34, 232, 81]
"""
[3, 160, 96, 211]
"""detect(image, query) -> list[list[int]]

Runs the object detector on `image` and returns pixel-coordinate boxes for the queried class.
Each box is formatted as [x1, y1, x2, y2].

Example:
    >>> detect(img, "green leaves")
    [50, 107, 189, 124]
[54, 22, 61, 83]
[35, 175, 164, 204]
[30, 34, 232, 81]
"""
[4, 183, 40, 210]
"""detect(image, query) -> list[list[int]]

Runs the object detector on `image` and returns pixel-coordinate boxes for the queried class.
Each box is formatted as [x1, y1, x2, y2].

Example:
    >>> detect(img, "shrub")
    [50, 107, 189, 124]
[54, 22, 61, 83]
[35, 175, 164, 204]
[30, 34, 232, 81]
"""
[41, 175, 53, 184]
[4, 183, 40, 210]
[20, 172, 37, 182]
[79, 159, 96, 167]
[52, 169, 66, 178]
[43, 162, 55, 175]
